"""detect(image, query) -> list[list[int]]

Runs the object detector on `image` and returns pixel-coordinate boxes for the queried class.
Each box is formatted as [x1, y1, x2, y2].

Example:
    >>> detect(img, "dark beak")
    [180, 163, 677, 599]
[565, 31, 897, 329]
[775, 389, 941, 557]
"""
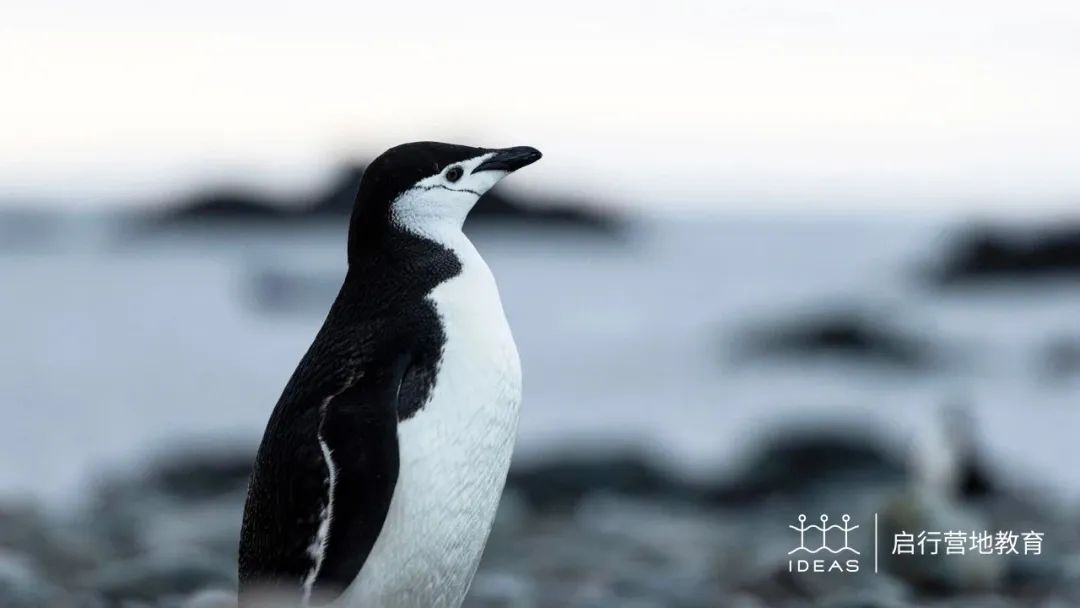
[472, 146, 542, 174]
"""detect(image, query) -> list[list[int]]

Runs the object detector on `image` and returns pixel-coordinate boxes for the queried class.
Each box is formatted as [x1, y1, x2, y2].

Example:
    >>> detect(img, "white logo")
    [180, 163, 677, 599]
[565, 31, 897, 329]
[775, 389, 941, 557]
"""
[788, 513, 861, 573]
[789, 514, 860, 555]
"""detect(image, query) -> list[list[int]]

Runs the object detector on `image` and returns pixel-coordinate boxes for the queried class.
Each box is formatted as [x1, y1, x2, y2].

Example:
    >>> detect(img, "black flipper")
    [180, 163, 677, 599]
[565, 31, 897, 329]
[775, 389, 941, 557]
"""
[307, 355, 408, 603]
[238, 352, 408, 607]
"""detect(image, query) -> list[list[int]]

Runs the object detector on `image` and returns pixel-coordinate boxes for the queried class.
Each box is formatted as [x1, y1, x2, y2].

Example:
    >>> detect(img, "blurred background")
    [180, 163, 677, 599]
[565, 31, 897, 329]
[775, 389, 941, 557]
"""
[2, 1, 1079, 607]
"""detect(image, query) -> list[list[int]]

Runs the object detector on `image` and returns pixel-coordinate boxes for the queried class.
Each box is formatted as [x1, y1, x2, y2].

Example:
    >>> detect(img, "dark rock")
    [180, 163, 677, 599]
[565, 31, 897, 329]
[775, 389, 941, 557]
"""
[507, 425, 908, 513]
[147, 165, 364, 226]
[85, 446, 252, 568]
[153, 190, 295, 223]
[710, 426, 909, 504]
[144, 163, 622, 234]
[506, 452, 703, 511]
[732, 310, 939, 372]
[0, 549, 66, 608]
[481, 492, 730, 607]
[0, 502, 57, 557]
[929, 224, 1080, 285]
[0, 501, 101, 584]
[106, 444, 255, 505]
[89, 548, 235, 603]
[121, 493, 245, 563]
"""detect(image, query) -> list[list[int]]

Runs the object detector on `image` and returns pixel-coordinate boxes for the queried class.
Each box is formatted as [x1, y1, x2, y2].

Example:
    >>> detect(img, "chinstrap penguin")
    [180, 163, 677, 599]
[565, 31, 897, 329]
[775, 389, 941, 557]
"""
[238, 142, 541, 607]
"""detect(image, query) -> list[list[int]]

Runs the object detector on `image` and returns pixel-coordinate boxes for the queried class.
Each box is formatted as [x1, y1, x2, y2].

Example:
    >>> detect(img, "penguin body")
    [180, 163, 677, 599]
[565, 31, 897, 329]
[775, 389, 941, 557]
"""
[238, 142, 541, 607]
[349, 228, 522, 606]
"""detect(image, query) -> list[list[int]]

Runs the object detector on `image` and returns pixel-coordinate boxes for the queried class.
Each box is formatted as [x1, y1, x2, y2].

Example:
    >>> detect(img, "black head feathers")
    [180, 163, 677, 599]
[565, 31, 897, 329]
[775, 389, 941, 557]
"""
[347, 142, 487, 252]
[346, 142, 540, 260]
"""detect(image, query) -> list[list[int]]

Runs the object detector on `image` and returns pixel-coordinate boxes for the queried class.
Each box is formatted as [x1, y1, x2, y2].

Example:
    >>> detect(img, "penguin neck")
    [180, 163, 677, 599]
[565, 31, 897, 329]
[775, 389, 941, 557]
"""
[400, 222, 486, 289]
[347, 191, 477, 266]
[347, 209, 463, 256]
[393, 219, 492, 304]
[341, 221, 471, 309]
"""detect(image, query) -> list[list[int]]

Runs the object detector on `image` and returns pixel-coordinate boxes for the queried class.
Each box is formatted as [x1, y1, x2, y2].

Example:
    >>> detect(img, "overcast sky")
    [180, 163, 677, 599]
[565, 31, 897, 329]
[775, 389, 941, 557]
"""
[3, 0, 1079, 213]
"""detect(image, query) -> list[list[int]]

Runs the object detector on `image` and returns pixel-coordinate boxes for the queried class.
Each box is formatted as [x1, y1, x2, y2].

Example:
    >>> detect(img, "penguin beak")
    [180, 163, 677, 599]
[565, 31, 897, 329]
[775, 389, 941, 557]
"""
[472, 146, 542, 174]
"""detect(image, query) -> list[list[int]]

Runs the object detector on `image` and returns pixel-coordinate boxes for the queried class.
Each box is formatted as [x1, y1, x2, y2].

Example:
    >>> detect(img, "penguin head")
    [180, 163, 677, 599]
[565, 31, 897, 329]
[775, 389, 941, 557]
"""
[349, 141, 541, 255]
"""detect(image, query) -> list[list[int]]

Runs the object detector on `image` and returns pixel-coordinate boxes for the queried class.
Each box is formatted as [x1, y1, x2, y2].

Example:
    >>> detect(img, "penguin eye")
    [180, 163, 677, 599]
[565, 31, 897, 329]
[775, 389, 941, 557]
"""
[445, 166, 464, 183]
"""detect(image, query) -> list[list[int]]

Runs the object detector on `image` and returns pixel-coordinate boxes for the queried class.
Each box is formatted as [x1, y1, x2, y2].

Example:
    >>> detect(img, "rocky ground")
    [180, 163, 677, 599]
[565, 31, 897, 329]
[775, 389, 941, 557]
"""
[2, 427, 1078, 608]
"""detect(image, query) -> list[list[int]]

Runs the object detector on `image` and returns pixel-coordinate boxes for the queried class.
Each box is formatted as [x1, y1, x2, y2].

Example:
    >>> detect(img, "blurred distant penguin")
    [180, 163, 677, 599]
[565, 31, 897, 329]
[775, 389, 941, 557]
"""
[238, 142, 541, 607]
[879, 400, 1003, 592]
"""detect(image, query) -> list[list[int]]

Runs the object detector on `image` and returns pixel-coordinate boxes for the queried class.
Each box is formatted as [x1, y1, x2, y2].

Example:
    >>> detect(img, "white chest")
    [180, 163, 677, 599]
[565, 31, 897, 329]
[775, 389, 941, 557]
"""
[346, 237, 522, 608]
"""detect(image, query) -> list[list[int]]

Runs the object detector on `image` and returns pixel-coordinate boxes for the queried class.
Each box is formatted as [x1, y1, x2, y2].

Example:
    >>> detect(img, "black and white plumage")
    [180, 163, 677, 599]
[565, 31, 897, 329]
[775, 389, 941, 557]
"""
[238, 142, 541, 607]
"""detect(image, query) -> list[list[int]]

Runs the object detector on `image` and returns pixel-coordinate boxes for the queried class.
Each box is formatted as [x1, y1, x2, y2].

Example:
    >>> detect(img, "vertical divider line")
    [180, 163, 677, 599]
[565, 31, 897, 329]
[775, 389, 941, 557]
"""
[874, 513, 879, 573]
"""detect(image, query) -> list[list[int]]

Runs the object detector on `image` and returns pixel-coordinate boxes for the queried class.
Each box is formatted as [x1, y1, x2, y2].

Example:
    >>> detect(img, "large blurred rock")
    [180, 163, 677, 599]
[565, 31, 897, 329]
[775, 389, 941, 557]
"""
[732, 309, 941, 372]
[478, 494, 731, 608]
[145, 166, 363, 226]
[710, 426, 909, 505]
[143, 163, 622, 235]
[88, 443, 254, 560]
[506, 452, 704, 511]
[929, 224, 1080, 285]
[88, 548, 235, 603]
[508, 427, 909, 513]
[0, 549, 66, 608]
[0, 501, 101, 586]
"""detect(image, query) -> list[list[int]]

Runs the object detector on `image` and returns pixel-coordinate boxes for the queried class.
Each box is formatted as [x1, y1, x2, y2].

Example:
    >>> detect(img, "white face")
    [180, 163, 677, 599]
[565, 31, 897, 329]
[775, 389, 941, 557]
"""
[389, 152, 506, 238]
